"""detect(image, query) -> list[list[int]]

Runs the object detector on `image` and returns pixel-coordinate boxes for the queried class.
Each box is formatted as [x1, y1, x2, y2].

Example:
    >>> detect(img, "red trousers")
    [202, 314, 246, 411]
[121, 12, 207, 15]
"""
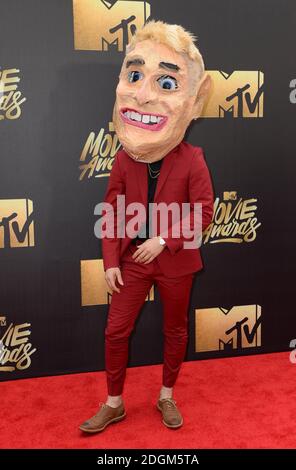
[105, 242, 194, 396]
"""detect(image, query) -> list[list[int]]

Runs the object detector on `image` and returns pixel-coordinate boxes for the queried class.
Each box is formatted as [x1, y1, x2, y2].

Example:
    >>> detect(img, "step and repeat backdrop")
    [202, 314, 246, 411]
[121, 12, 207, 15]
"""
[0, 0, 295, 380]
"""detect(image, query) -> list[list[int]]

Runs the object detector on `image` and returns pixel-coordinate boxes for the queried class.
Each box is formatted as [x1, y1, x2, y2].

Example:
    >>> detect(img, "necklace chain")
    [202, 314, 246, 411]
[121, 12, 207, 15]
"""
[148, 163, 161, 179]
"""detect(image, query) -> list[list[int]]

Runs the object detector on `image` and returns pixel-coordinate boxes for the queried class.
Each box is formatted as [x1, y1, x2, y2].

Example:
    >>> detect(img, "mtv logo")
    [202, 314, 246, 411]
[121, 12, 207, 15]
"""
[73, 0, 151, 52]
[80, 259, 154, 306]
[223, 191, 237, 201]
[0, 316, 6, 326]
[0, 199, 34, 249]
[195, 304, 261, 352]
[219, 337, 233, 350]
[202, 71, 264, 118]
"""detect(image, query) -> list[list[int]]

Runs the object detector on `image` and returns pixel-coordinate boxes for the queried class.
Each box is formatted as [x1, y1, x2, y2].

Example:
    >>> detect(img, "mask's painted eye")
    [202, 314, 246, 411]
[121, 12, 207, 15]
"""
[157, 75, 178, 90]
[127, 71, 143, 83]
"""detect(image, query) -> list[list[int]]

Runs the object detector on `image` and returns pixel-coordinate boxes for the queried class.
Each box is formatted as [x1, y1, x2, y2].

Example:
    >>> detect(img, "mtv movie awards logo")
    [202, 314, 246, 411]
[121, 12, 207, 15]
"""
[203, 191, 261, 244]
[0, 199, 35, 249]
[195, 304, 262, 353]
[73, 0, 151, 52]
[0, 67, 27, 121]
[203, 71, 264, 118]
[79, 122, 121, 180]
[0, 316, 37, 372]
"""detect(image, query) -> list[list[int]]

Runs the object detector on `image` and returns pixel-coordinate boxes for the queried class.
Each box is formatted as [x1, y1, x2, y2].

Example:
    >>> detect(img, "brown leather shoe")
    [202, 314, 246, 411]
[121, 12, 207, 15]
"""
[157, 398, 183, 429]
[79, 402, 126, 433]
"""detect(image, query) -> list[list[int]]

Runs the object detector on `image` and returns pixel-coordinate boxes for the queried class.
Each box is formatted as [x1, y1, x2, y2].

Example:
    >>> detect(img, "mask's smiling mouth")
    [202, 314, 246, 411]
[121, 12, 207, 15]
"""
[120, 107, 168, 131]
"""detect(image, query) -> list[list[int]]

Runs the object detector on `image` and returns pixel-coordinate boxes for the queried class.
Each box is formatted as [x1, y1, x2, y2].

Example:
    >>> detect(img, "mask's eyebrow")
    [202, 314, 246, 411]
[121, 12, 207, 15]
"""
[159, 61, 180, 72]
[126, 58, 145, 68]
[125, 57, 180, 72]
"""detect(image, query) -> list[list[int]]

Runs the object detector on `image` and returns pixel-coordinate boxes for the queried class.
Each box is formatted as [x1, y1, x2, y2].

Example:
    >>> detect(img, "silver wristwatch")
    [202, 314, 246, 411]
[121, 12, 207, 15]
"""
[158, 236, 166, 246]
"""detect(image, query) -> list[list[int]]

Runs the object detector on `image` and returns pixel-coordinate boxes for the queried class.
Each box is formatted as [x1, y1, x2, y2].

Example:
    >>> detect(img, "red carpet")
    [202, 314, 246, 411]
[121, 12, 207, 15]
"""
[0, 352, 294, 449]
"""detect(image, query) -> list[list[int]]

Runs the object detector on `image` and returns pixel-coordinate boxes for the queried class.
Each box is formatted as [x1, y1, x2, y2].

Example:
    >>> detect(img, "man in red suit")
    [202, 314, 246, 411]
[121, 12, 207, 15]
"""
[80, 20, 214, 433]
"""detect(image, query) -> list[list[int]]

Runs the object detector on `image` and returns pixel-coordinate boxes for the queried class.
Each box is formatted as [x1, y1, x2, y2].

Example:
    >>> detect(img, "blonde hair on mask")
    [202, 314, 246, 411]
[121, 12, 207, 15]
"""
[126, 20, 205, 94]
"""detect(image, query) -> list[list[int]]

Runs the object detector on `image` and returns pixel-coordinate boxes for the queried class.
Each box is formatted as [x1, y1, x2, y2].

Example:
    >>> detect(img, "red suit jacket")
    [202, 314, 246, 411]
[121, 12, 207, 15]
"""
[101, 140, 214, 278]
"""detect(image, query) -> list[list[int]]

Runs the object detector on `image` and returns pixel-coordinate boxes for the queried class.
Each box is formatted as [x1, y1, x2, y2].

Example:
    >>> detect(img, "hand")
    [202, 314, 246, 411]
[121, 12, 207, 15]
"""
[105, 267, 124, 293]
[132, 237, 166, 264]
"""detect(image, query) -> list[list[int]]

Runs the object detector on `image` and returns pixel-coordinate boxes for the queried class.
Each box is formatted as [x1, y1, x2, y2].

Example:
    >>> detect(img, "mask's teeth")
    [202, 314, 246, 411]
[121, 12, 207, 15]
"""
[130, 111, 141, 122]
[124, 111, 163, 125]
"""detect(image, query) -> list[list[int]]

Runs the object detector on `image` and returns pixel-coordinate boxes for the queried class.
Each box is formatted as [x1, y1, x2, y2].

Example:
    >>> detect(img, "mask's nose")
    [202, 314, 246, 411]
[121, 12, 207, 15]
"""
[135, 78, 158, 105]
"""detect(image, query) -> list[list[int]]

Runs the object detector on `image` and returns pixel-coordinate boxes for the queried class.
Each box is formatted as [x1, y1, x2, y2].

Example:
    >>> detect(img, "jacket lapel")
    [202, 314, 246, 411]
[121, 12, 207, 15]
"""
[134, 161, 148, 206]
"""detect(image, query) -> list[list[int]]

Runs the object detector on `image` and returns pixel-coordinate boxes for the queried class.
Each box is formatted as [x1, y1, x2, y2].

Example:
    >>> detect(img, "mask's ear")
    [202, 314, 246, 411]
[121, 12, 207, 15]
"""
[192, 73, 212, 120]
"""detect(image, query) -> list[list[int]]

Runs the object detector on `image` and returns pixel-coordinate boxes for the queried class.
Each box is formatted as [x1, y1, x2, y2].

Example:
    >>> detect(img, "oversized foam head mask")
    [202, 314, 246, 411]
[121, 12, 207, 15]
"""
[112, 35, 211, 163]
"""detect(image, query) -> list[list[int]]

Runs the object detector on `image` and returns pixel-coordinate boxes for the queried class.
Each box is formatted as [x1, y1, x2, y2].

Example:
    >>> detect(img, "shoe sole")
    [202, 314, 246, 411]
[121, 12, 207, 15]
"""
[156, 403, 183, 429]
[79, 412, 126, 434]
